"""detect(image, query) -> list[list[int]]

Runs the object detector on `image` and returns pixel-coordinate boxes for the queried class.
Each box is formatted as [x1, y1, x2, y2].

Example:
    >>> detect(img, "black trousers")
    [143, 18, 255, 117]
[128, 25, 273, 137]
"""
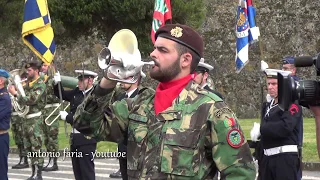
[70, 140, 97, 180]
[119, 157, 128, 180]
[118, 143, 128, 180]
[0, 133, 9, 180]
[261, 153, 299, 180]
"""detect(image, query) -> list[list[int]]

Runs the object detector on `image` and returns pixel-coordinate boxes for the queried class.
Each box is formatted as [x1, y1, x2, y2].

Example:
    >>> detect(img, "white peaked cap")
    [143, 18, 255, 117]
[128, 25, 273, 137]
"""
[197, 58, 214, 71]
[75, 70, 98, 77]
[264, 69, 291, 78]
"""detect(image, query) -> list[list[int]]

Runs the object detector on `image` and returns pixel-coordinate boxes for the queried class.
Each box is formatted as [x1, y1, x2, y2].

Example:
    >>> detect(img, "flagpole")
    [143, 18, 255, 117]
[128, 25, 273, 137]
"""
[251, 0, 265, 116]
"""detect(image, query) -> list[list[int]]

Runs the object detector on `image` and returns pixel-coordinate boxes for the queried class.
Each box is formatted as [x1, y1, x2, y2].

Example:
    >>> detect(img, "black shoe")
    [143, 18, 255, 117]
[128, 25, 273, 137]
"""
[12, 156, 22, 169]
[109, 169, 122, 178]
[27, 165, 43, 180]
[12, 156, 29, 169]
[42, 157, 58, 171]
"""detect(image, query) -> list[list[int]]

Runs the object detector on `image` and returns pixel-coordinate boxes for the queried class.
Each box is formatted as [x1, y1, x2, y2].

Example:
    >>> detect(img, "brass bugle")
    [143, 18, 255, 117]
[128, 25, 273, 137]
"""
[45, 103, 70, 126]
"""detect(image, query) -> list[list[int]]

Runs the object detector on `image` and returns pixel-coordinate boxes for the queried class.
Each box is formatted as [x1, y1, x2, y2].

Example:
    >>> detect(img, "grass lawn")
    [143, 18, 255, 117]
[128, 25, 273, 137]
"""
[9, 118, 319, 162]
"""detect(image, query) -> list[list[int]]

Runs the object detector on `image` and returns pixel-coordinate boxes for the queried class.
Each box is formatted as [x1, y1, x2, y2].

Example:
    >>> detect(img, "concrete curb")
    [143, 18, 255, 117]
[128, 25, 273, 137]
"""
[10, 148, 320, 171]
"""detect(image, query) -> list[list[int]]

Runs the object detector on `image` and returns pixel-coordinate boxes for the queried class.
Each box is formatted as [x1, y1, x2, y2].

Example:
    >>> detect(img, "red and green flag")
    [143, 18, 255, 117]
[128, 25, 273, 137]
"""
[151, 0, 172, 44]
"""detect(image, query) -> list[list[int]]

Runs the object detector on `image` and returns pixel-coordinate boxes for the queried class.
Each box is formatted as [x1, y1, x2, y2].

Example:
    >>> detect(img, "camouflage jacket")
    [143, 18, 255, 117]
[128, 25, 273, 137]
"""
[18, 76, 47, 114]
[74, 81, 256, 179]
[43, 75, 60, 116]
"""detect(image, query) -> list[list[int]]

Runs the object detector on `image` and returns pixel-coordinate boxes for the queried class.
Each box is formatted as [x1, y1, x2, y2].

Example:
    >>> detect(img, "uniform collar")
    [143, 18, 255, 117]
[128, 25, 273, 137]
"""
[126, 88, 137, 98]
[29, 76, 40, 87]
[83, 86, 93, 94]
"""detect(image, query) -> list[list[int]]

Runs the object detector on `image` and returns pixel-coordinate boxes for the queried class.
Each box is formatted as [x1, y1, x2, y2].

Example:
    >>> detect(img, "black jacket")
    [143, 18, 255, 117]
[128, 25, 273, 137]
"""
[54, 83, 93, 124]
[54, 83, 96, 146]
[260, 101, 302, 149]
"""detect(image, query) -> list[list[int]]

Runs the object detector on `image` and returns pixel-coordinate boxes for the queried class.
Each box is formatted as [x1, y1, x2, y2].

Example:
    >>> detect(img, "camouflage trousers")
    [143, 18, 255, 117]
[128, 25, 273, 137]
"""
[11, 115, 27, 157]
[24, 115, 44, 166]
[43, 115, 59, 153]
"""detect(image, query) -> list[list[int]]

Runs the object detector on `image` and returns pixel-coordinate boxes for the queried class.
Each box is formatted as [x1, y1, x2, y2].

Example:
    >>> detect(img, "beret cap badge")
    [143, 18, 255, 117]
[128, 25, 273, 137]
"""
[170, 27, 183, 38]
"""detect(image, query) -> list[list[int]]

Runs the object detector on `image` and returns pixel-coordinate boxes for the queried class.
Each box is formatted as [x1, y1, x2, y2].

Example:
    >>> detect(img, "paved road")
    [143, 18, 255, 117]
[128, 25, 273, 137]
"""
[7, 154, 320, 180]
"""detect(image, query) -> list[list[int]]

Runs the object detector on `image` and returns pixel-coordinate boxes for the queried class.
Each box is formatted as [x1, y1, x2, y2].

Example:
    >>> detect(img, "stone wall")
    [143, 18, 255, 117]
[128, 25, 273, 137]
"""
[1, 0, 319, 118]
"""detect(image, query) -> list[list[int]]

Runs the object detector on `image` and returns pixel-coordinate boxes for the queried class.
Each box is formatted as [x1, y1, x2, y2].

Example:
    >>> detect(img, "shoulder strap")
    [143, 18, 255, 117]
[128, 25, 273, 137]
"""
[198, 89, 223, 102]
[138, 87, 149, 95]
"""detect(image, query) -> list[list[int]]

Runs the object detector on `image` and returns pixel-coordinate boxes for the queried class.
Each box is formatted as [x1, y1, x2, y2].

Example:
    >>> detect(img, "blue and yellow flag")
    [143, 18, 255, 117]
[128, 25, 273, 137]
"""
[22, 0, 56, 64]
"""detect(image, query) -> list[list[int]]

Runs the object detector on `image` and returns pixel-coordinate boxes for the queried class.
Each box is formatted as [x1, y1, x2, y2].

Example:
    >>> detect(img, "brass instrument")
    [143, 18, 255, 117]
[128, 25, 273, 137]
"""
[98, 29, 154, 84]
[8, 69, 29, 117]
[45, 103, 70, 126]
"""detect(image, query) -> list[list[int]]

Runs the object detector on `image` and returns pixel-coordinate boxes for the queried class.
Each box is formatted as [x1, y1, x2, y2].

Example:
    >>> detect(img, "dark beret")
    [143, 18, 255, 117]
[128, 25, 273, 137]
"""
[25, 61, 41, 70]
[282, 56, 295, 65]
[155, 24, 204, 58]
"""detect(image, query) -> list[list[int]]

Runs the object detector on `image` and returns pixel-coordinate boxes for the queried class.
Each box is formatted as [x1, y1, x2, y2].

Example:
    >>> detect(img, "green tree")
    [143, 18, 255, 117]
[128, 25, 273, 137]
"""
[49, 0, 206, 55]
[0, 0, 206, 55]
[0, 0, 24, 39]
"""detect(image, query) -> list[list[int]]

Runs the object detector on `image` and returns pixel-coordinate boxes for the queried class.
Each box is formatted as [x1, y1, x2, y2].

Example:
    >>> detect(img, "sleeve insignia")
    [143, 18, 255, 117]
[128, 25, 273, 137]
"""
[223, 117, 236, 128]
[227, 128, 244, 148]
[289, 104, 299, 115]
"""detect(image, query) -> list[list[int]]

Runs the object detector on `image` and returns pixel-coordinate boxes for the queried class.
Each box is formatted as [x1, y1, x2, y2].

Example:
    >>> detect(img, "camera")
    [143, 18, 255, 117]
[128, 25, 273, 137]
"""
[278, 53, 320, 110]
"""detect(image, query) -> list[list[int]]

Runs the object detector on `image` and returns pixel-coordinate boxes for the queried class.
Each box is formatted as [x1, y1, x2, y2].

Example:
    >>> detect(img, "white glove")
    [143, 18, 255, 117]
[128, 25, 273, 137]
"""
[261, 60, 269, 71]
[250, 122, 261, 142]
[60, 111, 68, 121]
[112, 50, 142, 70]
[106, 65, 143, 80]
[54, 72, 61, 85]
[266, 94, 273, 102]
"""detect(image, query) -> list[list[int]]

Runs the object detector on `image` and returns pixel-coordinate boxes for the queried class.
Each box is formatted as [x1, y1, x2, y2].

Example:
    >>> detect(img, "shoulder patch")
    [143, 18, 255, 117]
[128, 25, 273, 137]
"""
[227, 128, 244, 148]
[289, 104, 299, 115]
[214, 107, 233, 118]
[36, 90, 41, 95]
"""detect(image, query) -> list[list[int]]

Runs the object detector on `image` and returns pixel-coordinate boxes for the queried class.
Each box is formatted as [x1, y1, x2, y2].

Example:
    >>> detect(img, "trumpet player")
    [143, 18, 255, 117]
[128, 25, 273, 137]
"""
[40, 62, 60, 171]
[11, 72, 29, 169]
[8, 61, 47, 180]
[53, 70, 97, 180]
[0, 69, 12, 180]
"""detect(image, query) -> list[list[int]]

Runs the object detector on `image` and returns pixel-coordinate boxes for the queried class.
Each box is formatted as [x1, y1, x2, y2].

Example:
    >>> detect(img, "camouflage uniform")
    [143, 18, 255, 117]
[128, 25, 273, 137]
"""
[17, 77, 46, 167]
[42, 75, 60, 171]
[11, 110, 27, 157]
[42, 75, 60, 153]
[74, 81, 256, 179]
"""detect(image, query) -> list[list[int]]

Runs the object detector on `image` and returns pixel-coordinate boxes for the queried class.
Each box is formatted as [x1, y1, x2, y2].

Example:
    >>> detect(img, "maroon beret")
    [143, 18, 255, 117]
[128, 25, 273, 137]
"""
[155, 24, 204, 58]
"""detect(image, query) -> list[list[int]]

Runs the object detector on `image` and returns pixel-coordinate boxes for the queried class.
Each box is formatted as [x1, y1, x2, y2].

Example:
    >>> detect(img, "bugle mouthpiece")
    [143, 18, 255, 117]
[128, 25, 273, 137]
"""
[143, 61, 155, 65]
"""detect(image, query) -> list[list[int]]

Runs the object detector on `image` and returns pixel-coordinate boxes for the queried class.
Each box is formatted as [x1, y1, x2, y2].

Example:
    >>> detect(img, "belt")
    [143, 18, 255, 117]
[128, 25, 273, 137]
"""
[44, 103, 60, 108]
[264, 145, 298, 156]
[0, 130, 8, 134]
[12, 112, 19, 116]
[25, 112, 42, 119]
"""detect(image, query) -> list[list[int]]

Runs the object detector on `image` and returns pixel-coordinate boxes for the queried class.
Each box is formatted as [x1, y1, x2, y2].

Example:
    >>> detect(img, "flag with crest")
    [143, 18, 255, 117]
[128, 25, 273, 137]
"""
[151, 0, 172, 44]
[235, 0, 260, 73]
[22, 0, 56, 64]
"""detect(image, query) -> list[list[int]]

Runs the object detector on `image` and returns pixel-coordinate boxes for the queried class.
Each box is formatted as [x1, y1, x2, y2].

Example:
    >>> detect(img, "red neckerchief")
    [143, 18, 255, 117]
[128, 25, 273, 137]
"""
[154, 74, 194, 115]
